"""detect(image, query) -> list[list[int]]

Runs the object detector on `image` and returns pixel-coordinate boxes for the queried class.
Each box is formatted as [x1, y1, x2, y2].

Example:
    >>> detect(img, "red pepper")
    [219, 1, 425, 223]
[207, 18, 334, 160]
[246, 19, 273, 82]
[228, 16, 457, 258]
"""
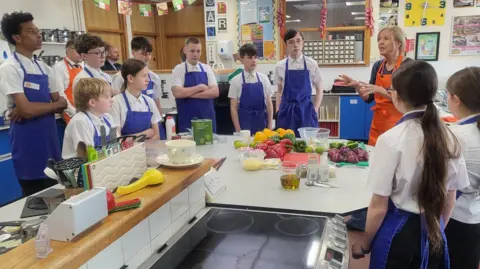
[265, 148, 280, 159]
[279, 139, 293, 146]
[255, 143, 268, 151]
[271, 144, 289, 158]
[265, 139, 276, 146]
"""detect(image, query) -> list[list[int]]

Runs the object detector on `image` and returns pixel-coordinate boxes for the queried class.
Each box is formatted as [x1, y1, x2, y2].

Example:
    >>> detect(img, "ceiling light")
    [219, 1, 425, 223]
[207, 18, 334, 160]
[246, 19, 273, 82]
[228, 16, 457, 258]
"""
[351, 12, 365, 15]
[286, 19, 301, 23]
[286, 15, 291, 18]
[346, 1, 365, 6]
[354, 16, 365, 20]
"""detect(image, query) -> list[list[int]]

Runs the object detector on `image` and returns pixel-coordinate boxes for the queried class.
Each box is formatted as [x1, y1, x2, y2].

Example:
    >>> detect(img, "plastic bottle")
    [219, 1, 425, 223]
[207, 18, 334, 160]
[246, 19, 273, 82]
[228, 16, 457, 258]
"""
[166, 116, 176, 140]
[36, 223, 52, 259]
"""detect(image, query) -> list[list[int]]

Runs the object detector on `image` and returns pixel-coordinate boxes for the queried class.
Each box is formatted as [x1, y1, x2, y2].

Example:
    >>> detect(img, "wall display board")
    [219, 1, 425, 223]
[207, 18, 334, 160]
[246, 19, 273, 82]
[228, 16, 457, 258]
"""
[454, 0, 474, 7]
[415, 32, 440, 61]
[404, 0, 446, 26]
[450, 15, 480, 56]
[237, 0, 277, 61]
[205, 0, 217, 41]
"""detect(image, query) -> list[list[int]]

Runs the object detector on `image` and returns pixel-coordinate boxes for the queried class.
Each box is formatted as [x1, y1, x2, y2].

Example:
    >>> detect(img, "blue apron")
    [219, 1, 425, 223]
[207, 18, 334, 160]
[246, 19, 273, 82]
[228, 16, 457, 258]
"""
[276, 57, 317, 137]
[143, 73, 166, 140]
[455, 114, 480, 199]
[9, 52, 61, 180]
[84, 67, 112, 86]
[370, 110, 450, 269]
[175, 63, 216, 133]
[120, 92, 153, 136]
[83, 112, 112, 147]
[238, 71, 267, 134]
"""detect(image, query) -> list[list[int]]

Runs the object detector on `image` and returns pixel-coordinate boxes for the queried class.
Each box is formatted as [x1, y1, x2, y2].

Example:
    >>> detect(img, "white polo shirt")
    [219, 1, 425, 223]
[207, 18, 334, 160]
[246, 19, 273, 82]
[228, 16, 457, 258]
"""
[367, 110, 470, 214]
[228, 71, 272, 105]
[274, 54, 323, 95]
[72, 64, 113, 91]
[171, 61, 217, 88]
[0, 53, 58, 111]
[111, 69, 161, 99]
[449, 113, 480, 224]
[111, 90, 162, 130]
[62, 111, 116, 159]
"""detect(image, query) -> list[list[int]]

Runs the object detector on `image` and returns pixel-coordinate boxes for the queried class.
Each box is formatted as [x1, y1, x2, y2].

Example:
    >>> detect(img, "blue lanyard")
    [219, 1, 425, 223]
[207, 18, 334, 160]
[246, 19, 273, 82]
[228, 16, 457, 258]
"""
[396, 111, 425, 125]
[457, 114, 480, 125]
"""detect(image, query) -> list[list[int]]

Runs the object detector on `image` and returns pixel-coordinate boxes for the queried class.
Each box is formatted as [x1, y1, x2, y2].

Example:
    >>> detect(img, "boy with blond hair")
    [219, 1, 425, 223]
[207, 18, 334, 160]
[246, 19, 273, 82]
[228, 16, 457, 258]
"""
[62, 78, 117, 159]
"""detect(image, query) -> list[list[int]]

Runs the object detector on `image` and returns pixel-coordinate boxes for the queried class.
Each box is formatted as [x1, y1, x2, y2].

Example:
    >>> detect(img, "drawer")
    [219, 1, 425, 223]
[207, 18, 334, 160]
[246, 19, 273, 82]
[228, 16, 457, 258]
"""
[149, 202, 171, 240]
[87, 238, 123, 269]
[151, 225, 172, 254]
[125, 243, 152, 269]
[122, 219, 151, 262]
[190, 198, 206, 219]
[171, 210, 189, 236]
[170, 189, 189, 221]
[188, 177, 205, 207]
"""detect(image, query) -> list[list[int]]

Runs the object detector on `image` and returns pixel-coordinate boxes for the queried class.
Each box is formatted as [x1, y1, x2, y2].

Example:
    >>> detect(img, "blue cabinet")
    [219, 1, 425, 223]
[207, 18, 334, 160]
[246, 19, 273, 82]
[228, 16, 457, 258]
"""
[340, 96, 366, 140]
[364, 101, 374, 140]
[0, 129, 21, 206]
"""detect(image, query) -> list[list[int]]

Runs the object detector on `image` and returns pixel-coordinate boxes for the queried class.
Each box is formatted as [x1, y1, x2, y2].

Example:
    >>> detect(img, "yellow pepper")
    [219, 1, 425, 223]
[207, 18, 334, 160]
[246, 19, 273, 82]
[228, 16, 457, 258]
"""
[285, 129, 295, 135]
[254, 132, 268, 143]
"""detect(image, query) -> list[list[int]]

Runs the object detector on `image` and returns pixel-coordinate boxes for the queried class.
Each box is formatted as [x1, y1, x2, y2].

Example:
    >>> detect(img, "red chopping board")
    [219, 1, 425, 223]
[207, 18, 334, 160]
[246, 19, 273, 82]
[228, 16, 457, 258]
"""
[283, 153, 310, 164]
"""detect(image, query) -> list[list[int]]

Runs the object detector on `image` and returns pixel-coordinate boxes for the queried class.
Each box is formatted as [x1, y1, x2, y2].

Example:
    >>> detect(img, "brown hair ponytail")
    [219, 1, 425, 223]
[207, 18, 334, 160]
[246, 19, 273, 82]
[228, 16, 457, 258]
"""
[120, 58, 147, 92]
[446, 67, 480, 131]
[392, 61, 460, 254]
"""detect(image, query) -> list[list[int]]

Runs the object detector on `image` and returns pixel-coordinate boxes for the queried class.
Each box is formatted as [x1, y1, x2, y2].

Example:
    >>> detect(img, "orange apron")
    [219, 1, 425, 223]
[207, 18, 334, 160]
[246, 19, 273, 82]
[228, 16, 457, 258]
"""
[63, 59, 82, 123]
[368, 56, 403, 146]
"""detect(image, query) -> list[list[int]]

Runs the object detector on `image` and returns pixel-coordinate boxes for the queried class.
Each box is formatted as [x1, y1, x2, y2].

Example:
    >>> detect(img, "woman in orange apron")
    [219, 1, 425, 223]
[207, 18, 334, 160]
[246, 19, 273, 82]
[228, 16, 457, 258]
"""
[338, 26, 412, 232]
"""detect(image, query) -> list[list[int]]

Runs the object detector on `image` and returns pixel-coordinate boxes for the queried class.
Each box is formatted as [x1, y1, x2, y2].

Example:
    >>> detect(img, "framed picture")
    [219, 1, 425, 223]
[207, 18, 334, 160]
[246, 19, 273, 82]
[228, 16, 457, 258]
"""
[415, 32, 440, 61]
[454, 0, 474, 7]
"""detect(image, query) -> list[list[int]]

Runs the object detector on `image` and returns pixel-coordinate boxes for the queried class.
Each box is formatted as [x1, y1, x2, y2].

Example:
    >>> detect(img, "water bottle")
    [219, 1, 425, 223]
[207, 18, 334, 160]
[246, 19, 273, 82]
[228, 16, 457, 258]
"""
[166, 116, 176, 140]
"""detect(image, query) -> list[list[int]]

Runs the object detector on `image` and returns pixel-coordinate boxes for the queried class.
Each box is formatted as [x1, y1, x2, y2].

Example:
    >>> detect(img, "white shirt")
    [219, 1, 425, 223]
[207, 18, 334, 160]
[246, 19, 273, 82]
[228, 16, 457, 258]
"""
[171, 61, 217, 88]
[111, 90, 162, 130]
[62, 111, 116, 159]
[274, 54, 323, 95]
[0, 53, 58, 111]
[112, 70, 161, 99]
[228, 71, 272, 105]
[449, 113, 480, 224]
[72, 64, 113, 90]
[367, 110, 470, 214]
[0, 71, 6, 117]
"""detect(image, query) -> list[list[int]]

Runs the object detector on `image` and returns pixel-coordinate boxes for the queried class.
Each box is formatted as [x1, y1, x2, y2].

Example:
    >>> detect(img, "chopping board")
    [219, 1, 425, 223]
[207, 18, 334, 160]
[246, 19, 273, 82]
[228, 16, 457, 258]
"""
[282, 153, 310, 164]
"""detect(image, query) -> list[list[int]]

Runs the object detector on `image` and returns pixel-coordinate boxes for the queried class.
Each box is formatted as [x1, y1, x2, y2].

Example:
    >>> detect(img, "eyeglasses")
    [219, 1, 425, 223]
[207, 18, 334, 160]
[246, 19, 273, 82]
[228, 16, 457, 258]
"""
[87, 50, 108, 58]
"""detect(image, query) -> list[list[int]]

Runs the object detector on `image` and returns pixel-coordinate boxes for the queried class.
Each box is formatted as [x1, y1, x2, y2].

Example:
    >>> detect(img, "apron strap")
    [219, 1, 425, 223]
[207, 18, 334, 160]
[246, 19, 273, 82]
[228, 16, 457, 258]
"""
[14, 52, 45, 75]
[241, 71, 246, 84]
[142, 95, 151, 112]
[84, 67, 94, 78]
[122, 91, 132, 112]
[83, 112, 100, 138]
[184, 62, 188, 73]
[255, 72, 261, 83]
[303, 56, 307, 70]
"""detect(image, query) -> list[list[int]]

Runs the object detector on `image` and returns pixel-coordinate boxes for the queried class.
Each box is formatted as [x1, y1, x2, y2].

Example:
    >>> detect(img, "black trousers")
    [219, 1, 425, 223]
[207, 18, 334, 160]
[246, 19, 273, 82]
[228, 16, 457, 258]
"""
[445, 218, 480, 269]
[387, 214, 445, 269]
[18, 178, 58, 197]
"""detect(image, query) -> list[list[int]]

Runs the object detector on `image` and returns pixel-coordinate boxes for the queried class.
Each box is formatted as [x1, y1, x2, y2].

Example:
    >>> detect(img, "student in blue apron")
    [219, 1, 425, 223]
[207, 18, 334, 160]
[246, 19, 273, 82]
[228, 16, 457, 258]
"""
[62, 78, 116, 159]
[112, 36, 165, 139]
[228, 44, 273, 134]
[171, 37, 219, 133]
[111, 59, 161, 140]
[444, 67, 480, 269]
[0, 12, 68, 196]
[274, 29, 324, 136]
[351, 61, 469, 269]
[73, 34, 113, 93]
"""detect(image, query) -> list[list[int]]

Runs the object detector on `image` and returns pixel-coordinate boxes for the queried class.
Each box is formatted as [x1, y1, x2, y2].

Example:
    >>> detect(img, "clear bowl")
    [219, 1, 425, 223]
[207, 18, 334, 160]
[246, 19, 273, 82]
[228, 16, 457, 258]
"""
[240, 149, 266, 171]
[297, 127, 330, 149]
[239, 149, 266, 161]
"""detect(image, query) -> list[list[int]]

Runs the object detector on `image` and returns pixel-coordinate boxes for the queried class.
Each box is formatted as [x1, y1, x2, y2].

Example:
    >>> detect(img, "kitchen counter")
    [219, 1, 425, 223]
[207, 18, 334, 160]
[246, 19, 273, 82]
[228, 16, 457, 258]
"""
[0, 159, 214, 269]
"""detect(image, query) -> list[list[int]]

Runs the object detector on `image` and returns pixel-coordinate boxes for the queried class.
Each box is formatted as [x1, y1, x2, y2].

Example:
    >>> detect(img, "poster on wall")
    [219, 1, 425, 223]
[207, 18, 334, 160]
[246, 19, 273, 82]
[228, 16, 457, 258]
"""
[218, 18, 227, 33]
[207, 27, 217, 41]
[450, 15, 480, 56]
[94, 0, 111, 10]
[217, 2, 227, 15]
[454, 0, 474, 7]
[238, 0, 277, 61]
[139, 4, 153, 17]
[415, 32, 440, 61]
[173, 0, 185, 11]
[118, 0, 132, 15]
[156, 3, 168, 15]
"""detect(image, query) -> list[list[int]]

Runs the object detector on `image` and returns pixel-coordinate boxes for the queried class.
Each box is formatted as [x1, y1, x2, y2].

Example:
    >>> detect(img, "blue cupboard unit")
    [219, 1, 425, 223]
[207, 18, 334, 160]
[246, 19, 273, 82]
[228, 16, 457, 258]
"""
[331, 95, 373, 141]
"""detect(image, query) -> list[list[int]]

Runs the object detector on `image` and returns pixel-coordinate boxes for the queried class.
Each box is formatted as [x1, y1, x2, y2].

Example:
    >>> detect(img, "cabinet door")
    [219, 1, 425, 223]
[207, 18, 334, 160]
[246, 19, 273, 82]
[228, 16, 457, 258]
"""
[340, 96, 366, 140]
[0, 130, 21, 206]
[364, 101, 375, 141]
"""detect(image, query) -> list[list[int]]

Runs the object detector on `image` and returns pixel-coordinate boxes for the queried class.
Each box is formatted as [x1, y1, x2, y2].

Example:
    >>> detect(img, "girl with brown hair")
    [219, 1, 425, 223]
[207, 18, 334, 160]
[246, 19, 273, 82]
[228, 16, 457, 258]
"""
[444, 67, 480, 269]
[352, 61, 469, 269]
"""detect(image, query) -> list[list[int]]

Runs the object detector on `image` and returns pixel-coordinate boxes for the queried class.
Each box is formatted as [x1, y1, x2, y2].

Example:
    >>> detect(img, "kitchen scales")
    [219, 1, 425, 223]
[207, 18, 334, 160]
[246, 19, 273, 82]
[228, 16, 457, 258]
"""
[141, 208, 349, 269]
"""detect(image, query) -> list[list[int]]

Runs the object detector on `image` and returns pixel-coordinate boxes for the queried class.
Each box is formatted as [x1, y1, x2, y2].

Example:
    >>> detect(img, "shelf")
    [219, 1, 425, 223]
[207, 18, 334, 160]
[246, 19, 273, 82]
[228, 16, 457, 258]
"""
[329, 136, 339, 139]
[319, 120, 339, 123]
[42, 42, 67, 45]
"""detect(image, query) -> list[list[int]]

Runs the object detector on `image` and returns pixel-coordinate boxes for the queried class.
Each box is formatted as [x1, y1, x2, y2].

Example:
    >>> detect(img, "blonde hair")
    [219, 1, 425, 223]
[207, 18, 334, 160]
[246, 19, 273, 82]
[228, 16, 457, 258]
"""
[379, 26, 405, 52]
[74, 78, 110, 112]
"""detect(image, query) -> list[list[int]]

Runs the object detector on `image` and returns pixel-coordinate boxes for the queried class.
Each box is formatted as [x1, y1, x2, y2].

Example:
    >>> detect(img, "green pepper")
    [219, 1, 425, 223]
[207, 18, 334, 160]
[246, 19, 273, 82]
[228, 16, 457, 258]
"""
[270, 135, 281, 143]
[282, 133, 296, 143]
[336, 143, 345, 149]
[294, 140, 307, 152]
[329, 142, 339, 149]
[347, 141, 359, 149]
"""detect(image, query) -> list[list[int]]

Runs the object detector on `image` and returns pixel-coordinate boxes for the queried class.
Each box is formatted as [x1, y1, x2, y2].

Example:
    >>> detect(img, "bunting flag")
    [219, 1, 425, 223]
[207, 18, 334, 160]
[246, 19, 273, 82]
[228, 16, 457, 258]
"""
[118, 0, 132, 15]
[139, 4, 153, 17]
[188, 0, 197, 5]
[156, 3, 168, 16]
[173, 0, 185, 11]
[94, 0, 111, 10]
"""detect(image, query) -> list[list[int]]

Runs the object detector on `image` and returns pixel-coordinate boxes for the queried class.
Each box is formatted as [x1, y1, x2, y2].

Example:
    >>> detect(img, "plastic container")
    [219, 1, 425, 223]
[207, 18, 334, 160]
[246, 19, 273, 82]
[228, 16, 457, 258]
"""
[297, 127, 330, 149]
[166, 116, 176, 140]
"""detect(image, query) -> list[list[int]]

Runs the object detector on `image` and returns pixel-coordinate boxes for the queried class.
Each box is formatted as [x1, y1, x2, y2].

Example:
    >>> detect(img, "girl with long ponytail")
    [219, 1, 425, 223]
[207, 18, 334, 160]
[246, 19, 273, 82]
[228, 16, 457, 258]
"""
[444, 67, 480, 269]
[352, 60, 469, 269]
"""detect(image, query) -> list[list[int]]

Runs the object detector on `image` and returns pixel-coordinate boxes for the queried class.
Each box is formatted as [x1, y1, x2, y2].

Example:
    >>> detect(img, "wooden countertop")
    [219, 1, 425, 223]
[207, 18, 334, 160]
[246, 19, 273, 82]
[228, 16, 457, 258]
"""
[0, 159, 214, 269]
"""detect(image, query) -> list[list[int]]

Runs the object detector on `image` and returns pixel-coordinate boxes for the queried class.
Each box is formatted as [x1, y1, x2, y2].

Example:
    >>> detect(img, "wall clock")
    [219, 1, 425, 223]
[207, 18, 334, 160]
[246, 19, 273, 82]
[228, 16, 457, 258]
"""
[405, 0, 446, 27]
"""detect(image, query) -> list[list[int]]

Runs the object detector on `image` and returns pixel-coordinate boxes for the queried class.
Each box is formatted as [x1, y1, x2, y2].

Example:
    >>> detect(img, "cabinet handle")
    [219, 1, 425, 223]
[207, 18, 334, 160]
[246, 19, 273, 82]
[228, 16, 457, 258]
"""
[157, 243, 168, 254]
